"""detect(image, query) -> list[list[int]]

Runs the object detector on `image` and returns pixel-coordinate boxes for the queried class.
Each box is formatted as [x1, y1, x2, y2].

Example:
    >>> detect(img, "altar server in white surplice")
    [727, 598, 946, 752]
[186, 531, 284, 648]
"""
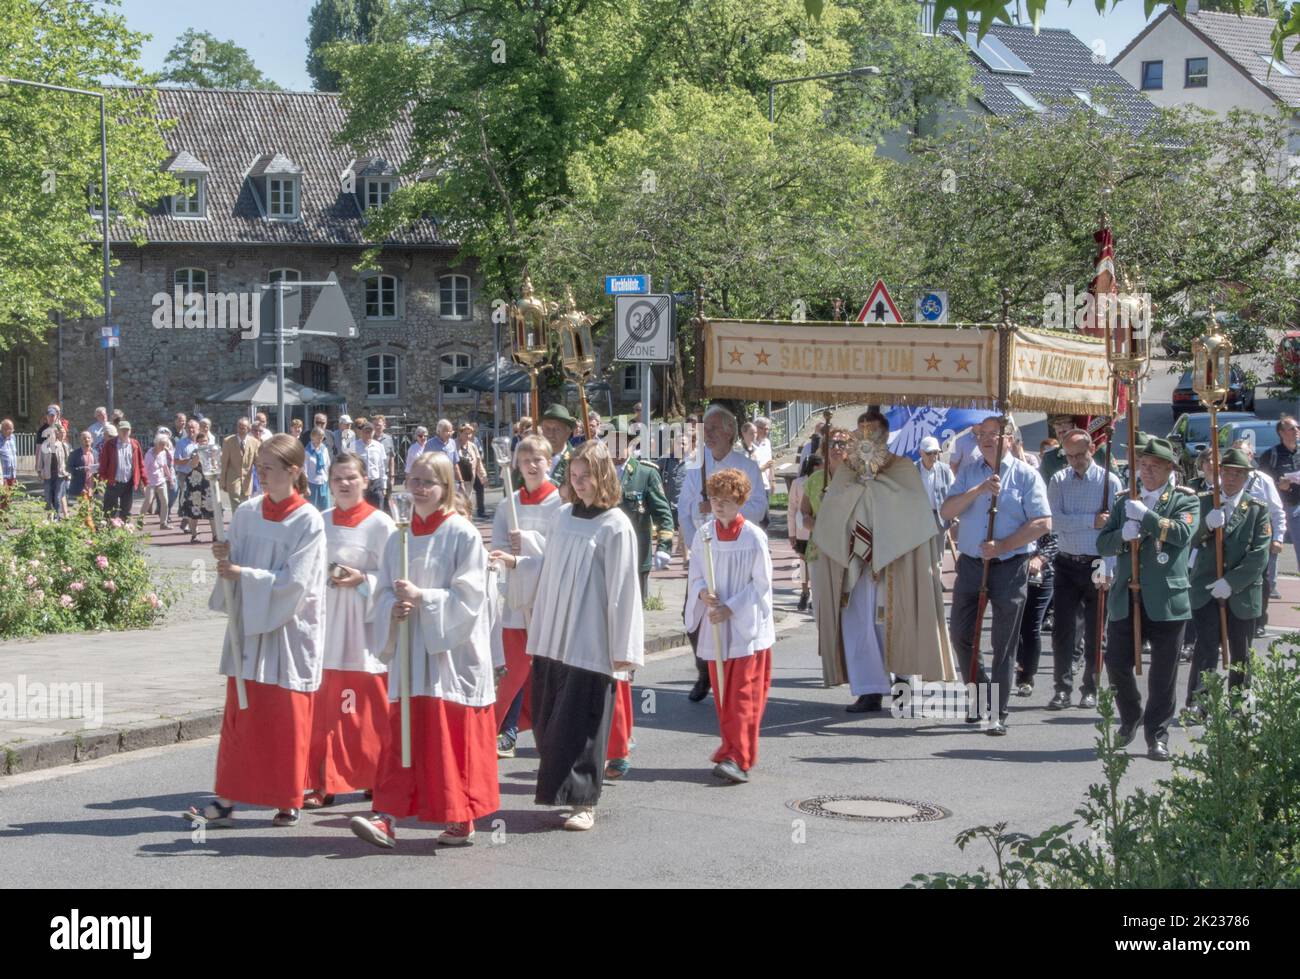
[686, 468, 775, 784]
[512, 439, 643, 833]
[349, 451, 498, 850]
[185, 434, 328, 831]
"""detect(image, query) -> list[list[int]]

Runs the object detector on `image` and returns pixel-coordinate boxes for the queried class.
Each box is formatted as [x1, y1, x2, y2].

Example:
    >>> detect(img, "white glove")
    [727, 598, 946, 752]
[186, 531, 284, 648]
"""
[1208, 578, 1232, 600]
[652, 549, 672, 571]
[1205, 507, 1226, 530]
[1090, 558, 1107, 587]
[1121, 520, 1142, 541]
[1125, 498, 1149, 521]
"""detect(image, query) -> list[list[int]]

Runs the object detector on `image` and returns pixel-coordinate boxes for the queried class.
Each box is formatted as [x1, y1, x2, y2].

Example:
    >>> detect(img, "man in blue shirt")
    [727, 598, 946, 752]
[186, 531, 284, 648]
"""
[941, 415, 1051, 733]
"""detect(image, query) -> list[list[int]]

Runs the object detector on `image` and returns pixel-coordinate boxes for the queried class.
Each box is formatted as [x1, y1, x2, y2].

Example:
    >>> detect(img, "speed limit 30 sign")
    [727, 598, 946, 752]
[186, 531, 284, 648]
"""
[615, 293, 674, 363]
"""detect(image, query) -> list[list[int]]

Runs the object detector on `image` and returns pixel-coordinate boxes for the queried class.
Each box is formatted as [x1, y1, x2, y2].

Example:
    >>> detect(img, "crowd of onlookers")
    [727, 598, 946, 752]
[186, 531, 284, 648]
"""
[0, 404, 493, 541]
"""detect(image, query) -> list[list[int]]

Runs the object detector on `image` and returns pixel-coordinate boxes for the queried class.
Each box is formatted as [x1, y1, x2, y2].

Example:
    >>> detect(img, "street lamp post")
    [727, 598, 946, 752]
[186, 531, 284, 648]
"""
[765, 65, 880, 419]
[0, 77, 114, 415]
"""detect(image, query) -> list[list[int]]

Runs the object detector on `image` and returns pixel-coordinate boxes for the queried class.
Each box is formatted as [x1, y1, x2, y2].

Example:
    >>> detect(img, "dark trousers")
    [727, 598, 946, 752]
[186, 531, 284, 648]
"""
[1015, 575, 1054, 686]
[1105, 608, 1185, 747]
[474, 476, 486, 517]
[950, 553, 1029, 720]
[501, 688, 525, 740]
[639, 569, 650, 604]
[1051, 555, 1102, 696]
[103, 482, 135, 521]
[531, 657, 615, 807]
[1187, 601, 1253, 705]
[1256, 557, 1273, 632]
[364, 480, 385, 510]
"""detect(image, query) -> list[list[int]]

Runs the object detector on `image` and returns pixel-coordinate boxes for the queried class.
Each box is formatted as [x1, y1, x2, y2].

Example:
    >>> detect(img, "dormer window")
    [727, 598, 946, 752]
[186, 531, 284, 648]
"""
[164, 151, 211, 220]
[249, 152, 304, 222]
[269, 178, 298, 218]
[366, 178, 394, 210]
[173, 175, 205, 217]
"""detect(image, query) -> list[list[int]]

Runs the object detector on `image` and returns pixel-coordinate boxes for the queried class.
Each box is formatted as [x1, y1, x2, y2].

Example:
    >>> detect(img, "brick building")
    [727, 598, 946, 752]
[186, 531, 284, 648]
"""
[2, 87, 497, 436]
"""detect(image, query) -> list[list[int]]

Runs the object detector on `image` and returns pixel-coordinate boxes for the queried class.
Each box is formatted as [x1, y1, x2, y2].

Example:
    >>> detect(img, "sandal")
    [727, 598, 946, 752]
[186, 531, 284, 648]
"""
[302, 791, 335, 809]
[183, 800, 235, 827]
[272, 808, 300, 827]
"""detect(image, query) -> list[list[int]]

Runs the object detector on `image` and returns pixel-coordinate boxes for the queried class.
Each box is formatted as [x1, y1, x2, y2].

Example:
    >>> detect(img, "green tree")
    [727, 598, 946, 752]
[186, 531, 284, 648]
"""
[306, 0, 392, 91]
[1198, 0, 1282, 15]
[882, 103, 1300, 344]
[0, 0, 177, 348]
[159, 29, 282, 90]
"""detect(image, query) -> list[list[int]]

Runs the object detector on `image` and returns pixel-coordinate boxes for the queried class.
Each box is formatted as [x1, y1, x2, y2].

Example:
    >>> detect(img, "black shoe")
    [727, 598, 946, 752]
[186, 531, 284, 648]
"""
[1147, 740, 1170, 762]
[1270, 589, 1282, 600]
[1078, 692, 1097, 710]
[1115, 721, 1138, 748]
[797, 591, 809, 611]
[687, 676, 710, 702]
[846, 694, 883, 713]
[1179, 644, 1194, 662]
[1046, 691, 1071, 711]
[1254, 626, 1267, 639]
[986, 719, 1008, 736]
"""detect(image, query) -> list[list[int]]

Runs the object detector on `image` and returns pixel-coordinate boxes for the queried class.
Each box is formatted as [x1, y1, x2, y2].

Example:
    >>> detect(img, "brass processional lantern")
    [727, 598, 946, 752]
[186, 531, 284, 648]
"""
[511, 274, 552, 427]
[553, 285, 597, 440]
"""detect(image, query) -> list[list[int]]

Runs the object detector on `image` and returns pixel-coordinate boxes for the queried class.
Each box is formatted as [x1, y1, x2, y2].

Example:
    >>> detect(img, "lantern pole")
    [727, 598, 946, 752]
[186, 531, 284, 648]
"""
[1193, 324, 1234, 670]
[513, 275, 552, 428]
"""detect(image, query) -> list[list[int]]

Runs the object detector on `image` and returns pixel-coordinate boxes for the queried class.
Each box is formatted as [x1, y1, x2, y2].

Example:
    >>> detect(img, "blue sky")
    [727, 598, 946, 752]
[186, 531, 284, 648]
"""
[119, 0, 1160, 92]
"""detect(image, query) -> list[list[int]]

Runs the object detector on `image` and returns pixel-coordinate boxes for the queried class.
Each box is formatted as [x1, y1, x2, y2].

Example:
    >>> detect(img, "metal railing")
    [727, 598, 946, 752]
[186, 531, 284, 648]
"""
[13, 433, 37, 477]
[768, 401, 836, 452]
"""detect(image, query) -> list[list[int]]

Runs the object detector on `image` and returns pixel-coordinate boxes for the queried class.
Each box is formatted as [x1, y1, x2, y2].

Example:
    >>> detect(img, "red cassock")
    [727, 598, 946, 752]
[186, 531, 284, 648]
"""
[606, 678, 634, 760]
[214, 677, 315, 811]
[371, 696, 500, 824]
[307, 670, 390, 794]
[707, 649, 772, 772]
[493, 627, 533, 733]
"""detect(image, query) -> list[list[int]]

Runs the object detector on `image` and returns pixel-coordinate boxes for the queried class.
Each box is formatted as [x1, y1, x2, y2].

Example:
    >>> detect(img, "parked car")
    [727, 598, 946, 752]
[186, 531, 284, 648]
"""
[1170, 365, 1255, 418]
[1166, 411, 1256, 483]
[1217, 418, 1282, 460]
[1274, 331, 1300, 384]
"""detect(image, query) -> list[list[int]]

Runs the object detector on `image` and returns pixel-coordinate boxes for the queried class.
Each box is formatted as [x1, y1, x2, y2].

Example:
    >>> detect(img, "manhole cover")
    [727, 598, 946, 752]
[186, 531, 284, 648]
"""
[788, 795, 950, 823]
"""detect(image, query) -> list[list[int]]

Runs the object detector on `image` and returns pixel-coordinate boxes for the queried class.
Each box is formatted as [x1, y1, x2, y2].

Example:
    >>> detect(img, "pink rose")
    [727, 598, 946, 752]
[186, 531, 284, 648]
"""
[32, 589, 45, 603]
[70, 582, 85, 592]
[95, 555, 109, 570]
[25, 575, 36, 587]
[60, 594, 74, 608]
[109, 517, 123, 529]
[103, 580, 117, 593]
[146, 593, 160, 609]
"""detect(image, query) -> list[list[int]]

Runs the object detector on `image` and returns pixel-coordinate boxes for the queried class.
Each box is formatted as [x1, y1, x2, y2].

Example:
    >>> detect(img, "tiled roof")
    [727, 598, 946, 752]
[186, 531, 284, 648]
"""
[1183, 11, 1300, 109]
[113, 87, 450, 247]
[164, 150, 209, 173]
[939, 20, 1159, 135]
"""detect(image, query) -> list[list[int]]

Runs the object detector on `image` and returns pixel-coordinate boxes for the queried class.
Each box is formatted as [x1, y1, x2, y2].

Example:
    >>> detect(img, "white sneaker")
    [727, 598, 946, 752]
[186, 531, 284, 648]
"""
[562, 806, 595, 831]
[436, 822, 476, 846]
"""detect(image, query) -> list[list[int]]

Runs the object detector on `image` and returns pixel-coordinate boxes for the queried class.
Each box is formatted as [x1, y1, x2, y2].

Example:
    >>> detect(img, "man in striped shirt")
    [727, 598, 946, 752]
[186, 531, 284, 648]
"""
[1045, 430, 1123, 711]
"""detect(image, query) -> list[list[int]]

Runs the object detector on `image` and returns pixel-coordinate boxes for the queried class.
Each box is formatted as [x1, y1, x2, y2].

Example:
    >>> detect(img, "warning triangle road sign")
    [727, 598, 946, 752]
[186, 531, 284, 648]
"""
[855, 280, 903, 324]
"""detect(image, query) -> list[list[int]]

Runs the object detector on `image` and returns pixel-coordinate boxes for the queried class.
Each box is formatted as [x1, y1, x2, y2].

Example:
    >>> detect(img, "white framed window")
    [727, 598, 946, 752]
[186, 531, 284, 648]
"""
[366, 353, 399, 398]
[365, 178, 394, 209]
[620, 364, 640, 397]
[172, 176, 205, 217]
[174, 267, 208, 297]
[441, 352, 471, 396]
[16, 353, 29, 418]
[365, 275, 398, 319]
[1071, 90, 1111, 118]
[1258, 53, 1297, 78]
[439, 274, 470, 319]
[1003, 84, 1046, 113]
[268, 268, 301, 284]
[268, 177, 298, 218]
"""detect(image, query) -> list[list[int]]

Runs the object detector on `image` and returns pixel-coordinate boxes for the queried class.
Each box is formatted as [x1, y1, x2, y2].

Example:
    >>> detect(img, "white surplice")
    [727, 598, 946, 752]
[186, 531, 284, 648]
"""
[322, 507, 396, 673]
[492, 486, 564, 629]
[208, 497, 328, 693]
[373, 514, 494, 707]
[517, 504, 645, 680]
[841, 572, 891, 696]
[685, 519, 775, 661]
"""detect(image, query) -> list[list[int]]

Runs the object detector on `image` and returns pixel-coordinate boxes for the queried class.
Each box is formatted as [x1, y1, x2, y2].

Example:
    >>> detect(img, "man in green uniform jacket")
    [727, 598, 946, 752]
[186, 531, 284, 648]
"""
[540, 404, 578, 500]
[610, 416, 674, 601]
[1185, 447, 1271, 715]
[1097, 436, 1199, 761]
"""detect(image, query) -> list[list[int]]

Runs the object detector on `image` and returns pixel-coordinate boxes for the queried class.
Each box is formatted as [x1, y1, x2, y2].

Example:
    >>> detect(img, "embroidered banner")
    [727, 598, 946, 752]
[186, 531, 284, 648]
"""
[701, 319, 1113, 415]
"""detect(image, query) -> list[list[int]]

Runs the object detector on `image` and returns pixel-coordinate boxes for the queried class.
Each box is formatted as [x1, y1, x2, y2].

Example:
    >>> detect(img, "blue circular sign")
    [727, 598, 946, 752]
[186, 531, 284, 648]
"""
[919, 293, 945, 321]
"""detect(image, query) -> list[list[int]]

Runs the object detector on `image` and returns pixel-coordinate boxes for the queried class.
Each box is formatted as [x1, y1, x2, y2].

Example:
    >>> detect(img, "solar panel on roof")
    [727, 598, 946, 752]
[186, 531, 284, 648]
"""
[956, 30, 1032, 75]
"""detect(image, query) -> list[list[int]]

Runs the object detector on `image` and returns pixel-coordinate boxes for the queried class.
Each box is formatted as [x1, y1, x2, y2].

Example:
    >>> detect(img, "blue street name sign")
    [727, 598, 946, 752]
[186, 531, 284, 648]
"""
[605, 275, 650, 295]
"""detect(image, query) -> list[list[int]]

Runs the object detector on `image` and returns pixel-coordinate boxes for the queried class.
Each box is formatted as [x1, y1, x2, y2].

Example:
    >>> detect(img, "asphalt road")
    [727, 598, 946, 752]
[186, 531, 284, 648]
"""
[0, 623, 1185, 889]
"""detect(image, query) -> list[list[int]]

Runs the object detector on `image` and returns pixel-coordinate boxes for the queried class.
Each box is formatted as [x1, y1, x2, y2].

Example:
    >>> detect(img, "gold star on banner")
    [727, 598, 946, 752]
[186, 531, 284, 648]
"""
[1017, 356, 1026, 371]
[1026, 356, 1037, 372]
[925, 354, 941, 371]
[754, 348, 771, 366]
[954, 355, 971, 373]
[728, 347, 744, 365]
[1087, 365, 1096, 379]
